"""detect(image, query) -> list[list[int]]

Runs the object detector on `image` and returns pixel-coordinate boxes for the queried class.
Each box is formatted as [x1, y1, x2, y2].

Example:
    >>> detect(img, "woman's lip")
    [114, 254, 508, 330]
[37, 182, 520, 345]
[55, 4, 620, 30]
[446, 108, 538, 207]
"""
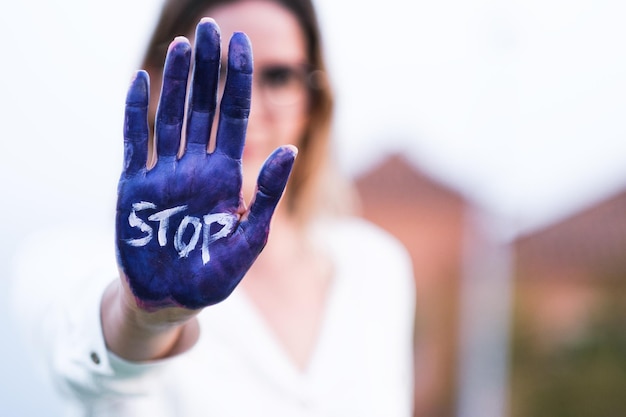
[242, 144, 262, 159]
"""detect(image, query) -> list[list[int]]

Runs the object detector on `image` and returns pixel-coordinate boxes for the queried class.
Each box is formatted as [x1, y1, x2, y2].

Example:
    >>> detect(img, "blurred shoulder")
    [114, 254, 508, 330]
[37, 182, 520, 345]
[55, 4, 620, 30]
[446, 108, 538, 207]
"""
[315, 216, 414, 286]
[322, 216, 410, 260]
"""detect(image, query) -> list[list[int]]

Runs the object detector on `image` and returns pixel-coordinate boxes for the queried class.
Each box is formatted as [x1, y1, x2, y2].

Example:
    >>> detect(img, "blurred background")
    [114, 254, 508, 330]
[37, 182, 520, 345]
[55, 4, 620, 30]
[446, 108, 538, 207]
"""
[1, 0, 625, 416]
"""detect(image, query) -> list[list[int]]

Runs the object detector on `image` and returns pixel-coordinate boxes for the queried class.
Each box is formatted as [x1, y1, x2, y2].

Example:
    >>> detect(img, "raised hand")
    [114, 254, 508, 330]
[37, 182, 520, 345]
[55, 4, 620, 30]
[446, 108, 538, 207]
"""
[115, 19, 296, 311]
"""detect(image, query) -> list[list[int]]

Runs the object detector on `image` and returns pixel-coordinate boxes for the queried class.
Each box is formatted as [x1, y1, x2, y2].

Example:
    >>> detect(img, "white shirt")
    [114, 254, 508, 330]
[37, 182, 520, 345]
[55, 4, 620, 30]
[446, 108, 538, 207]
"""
[12, 217, 415, 416]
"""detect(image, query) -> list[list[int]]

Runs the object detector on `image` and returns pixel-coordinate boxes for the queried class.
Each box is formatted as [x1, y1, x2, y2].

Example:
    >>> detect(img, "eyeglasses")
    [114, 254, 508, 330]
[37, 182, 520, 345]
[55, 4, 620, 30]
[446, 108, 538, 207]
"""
[220, 63, 320, 107]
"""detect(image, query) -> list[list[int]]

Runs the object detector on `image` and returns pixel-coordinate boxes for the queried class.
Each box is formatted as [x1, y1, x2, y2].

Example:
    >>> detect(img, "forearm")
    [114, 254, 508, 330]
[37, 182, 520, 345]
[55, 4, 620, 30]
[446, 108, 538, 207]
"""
[101, 277, 200, 362]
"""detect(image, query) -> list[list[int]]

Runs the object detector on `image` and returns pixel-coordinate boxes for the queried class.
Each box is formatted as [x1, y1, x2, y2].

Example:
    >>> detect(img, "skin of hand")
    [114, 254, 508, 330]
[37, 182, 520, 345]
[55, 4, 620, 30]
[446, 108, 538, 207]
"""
[115, 18, 297, 313]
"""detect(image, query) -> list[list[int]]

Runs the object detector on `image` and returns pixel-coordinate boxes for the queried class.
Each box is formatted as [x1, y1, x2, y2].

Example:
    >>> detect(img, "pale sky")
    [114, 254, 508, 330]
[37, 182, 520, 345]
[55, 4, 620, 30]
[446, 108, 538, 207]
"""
[315, 0, 626, 233]
[2, 0, 626, 237]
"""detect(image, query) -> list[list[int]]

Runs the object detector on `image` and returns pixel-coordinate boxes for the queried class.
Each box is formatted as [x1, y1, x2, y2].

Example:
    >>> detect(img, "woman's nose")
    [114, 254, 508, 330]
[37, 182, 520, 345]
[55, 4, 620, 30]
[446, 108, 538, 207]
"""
[247, 80, 272, 125]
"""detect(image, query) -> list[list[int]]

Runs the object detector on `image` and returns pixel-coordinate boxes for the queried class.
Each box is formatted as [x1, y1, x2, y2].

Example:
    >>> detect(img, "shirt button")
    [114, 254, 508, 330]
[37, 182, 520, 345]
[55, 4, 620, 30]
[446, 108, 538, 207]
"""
[90, 352, 101, 365]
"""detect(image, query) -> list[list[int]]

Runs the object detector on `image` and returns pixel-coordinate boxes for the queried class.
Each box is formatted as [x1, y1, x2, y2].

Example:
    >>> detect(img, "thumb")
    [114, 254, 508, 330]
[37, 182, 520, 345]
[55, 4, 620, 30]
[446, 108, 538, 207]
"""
[243, 145, 297, 245]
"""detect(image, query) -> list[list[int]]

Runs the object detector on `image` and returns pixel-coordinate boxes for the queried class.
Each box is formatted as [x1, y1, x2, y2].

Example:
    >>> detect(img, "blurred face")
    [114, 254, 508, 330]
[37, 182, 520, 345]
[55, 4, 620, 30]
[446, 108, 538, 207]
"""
[194, 0, 311, 202]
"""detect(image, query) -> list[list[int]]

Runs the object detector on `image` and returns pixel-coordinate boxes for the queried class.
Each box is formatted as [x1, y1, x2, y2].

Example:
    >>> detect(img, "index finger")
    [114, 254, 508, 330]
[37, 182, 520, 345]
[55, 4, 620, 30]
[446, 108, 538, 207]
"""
[214, 32, 253, 160]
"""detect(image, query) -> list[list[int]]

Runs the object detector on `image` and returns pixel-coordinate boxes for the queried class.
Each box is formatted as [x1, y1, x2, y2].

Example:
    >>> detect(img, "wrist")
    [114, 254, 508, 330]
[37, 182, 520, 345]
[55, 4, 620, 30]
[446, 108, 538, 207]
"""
[102, 277, 200, 361]
[117, 270, 200, 330]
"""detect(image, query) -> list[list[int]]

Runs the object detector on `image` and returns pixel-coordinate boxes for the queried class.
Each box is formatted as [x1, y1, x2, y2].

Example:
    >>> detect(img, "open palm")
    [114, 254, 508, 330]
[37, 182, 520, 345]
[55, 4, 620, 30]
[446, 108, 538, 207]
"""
[116, 19, 296, 310]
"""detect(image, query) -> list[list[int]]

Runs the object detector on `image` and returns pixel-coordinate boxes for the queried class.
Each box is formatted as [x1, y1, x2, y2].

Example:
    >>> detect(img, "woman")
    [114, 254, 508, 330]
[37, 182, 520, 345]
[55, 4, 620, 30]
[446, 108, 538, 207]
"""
[17, 0, 416, 415]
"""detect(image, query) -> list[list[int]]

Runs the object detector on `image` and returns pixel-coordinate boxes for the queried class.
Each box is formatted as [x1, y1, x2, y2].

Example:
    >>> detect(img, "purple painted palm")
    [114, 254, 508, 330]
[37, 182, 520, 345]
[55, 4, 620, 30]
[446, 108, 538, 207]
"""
[115, 19, 296, 310]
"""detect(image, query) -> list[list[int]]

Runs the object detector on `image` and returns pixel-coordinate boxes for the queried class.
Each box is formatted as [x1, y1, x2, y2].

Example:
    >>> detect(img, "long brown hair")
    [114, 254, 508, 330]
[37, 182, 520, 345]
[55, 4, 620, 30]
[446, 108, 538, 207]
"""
[140, 0, 352, 224]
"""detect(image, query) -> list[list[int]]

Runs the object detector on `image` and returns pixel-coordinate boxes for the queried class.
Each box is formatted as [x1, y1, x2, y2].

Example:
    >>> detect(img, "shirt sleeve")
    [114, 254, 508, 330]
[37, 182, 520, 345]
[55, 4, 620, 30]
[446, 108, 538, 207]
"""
[48, 268, 170, 399]
[10, 226, 172, 412]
